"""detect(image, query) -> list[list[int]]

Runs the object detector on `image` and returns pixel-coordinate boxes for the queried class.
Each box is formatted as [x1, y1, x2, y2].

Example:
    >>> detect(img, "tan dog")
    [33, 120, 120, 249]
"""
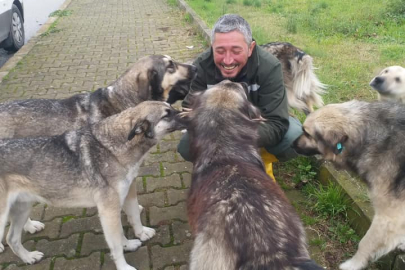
[293, 100, 405, 270]
[0, 101, 184, 270]
[370, 65, 405, 102]
[261, 42, 327, 114]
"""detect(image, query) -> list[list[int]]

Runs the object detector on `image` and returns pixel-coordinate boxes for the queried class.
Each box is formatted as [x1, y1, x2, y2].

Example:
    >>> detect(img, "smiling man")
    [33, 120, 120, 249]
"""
[178, 14, 302, 176]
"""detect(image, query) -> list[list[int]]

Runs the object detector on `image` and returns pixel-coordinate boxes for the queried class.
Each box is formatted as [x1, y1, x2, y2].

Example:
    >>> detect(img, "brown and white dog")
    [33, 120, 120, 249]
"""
[181, 80, 324, 270]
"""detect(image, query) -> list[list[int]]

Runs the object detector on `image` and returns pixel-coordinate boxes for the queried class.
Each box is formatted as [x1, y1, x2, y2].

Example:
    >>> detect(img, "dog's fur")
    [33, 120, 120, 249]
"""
[293, 100, 405, 270]
[0, 54, 196, 234]
[0, 101, 183, 270]
[167, 42, 327, 115]
[261, 42, 326, 114]
[369, 65, 405, 102]
[181, 80, 324, 270]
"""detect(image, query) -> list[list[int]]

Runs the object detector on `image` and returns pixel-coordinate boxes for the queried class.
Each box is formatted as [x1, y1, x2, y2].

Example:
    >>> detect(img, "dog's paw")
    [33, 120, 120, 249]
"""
[135, 226, 156, 241]
[123, 239, 142, 251]
[0, 243, 4, 253]
[117, 265, 137, 270]
[139, 204, 144, 213]
[339, 258, 365, 270]
[22, 251, 44, 264]
[24, 220, 45, 234]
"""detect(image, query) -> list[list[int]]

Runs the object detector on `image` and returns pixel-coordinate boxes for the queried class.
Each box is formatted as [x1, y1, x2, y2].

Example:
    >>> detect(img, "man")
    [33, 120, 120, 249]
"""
[177, 14, 302, 177]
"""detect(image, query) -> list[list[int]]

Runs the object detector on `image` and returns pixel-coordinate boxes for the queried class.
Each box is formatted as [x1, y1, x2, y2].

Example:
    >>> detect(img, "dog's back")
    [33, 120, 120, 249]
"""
[188, 161, 321, 270]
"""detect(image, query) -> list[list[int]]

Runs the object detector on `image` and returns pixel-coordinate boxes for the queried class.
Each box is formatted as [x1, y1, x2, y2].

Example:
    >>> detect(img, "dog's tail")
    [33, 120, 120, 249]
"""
[290, 54, 327, 114]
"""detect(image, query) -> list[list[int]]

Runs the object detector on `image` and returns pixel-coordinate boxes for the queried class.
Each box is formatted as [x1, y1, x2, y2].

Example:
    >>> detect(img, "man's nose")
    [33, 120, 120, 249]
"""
[223, 52, 234, 65]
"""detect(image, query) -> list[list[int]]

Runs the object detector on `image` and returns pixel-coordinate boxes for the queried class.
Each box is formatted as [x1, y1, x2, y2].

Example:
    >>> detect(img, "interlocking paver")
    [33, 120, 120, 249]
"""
[149, 202, 188, 226]
[150, 241, 193, 270]
[0, 0, 205, 269]
[146, 175, 182, 193]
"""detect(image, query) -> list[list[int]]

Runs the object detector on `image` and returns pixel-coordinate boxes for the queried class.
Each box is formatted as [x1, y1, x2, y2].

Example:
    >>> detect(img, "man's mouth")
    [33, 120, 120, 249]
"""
[221, 64, 238, 71]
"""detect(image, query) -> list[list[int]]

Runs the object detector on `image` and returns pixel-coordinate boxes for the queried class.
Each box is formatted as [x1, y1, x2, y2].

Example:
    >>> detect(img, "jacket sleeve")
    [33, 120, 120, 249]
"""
[256, 62, 290, 148]
[181, 57, 207, 109]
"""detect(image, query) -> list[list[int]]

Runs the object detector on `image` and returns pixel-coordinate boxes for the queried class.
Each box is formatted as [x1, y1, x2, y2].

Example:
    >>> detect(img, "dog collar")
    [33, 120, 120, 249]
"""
[336, 143, 344, 154]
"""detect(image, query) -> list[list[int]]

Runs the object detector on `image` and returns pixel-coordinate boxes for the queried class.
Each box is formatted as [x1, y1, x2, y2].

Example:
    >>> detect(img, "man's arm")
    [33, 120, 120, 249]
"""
[256, 62, 290, 148]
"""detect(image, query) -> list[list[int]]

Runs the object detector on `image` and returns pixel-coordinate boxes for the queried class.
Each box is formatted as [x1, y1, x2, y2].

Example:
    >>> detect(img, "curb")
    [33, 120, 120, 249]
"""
[0, 0, 73, 83]
[172, 1, 404, 269]
[174, 0, 211, 44]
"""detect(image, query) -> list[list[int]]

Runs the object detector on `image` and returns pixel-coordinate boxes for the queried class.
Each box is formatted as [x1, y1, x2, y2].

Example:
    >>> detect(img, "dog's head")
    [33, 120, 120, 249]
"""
[179, 80, 263, 126]
[370, 66, 405, 102]
[145, 55, 197, 101]
[292, 103, 353, 162]
[125, 101, 185, 142]
[115, 55, 197, 102]
[96, 101, 184, 148]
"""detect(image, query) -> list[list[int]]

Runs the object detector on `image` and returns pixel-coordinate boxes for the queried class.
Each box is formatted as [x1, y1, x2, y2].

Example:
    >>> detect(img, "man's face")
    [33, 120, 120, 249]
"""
[212, 31, 256, 79]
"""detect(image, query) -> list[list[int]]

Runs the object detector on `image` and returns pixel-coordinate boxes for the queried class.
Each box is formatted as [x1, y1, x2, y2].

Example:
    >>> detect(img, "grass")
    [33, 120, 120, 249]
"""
[49, 10, 73, 17]
[182, 0, 404, 104]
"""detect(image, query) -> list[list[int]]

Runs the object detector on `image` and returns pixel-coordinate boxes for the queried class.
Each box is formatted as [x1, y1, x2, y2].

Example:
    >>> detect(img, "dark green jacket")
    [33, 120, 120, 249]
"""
[182, 45, 289, 148]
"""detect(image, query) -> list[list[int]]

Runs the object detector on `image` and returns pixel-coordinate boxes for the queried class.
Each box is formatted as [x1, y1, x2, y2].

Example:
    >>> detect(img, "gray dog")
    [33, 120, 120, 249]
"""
[293, 100, 405, 270]
[181, 80, 324, 270]
[0, 54, 196, 234]
[0, 101, 184, 270]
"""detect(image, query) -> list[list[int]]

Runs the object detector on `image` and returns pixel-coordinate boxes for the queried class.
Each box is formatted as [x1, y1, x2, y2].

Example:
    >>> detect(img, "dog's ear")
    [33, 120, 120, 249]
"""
[149, 68, 164, 100]
[322, 129, 348, 154]
[128, 120, 155, 140]
[243, 103, 265, 123]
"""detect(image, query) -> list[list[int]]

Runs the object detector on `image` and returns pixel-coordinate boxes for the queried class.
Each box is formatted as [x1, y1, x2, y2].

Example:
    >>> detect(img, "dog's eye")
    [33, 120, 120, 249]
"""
[395, 77, 401, 83]
[167, 61, 176, 73]
[162, 108, 172, 119]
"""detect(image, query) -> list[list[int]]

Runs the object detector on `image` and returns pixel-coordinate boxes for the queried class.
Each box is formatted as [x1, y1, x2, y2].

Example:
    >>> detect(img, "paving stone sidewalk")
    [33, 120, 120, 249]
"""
[0, 0, 205, 269]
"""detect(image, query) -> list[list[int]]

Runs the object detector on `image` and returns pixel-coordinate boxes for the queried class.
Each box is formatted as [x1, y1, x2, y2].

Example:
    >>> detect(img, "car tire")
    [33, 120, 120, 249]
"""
[2, 4, 25, 52]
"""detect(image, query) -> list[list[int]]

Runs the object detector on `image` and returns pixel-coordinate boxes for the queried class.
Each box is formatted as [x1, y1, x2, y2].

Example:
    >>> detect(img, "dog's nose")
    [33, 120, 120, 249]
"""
[373, 76, 384, 85]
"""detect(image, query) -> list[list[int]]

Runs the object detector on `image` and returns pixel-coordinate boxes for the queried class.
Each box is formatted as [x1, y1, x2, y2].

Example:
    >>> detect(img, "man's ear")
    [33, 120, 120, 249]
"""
[128, 120, 154, 140]
[248, 41, 256, 57]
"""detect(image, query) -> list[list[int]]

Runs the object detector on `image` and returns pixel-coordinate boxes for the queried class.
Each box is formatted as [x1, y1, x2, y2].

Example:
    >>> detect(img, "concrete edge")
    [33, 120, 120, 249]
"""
[0, 0, 73, 83]
[172, 1, 404, 268]
[174, 0, 211, 43]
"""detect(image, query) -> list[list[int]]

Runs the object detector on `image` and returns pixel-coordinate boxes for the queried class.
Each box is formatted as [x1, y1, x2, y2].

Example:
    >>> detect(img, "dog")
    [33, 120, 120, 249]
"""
[180, 80, 324, 270]
[0, 101, 184, 270]
[292, 100, 405, 270]
[167, 42, 327, 115]
[261, 42, 327, 114]
[369, 65, 405, 102]
[0, 54, 196, 235]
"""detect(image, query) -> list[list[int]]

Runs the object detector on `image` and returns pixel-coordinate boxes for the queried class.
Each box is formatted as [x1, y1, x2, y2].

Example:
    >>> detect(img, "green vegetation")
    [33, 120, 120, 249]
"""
[183, 0, 404, 104]
[49, 9, 73, 17]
